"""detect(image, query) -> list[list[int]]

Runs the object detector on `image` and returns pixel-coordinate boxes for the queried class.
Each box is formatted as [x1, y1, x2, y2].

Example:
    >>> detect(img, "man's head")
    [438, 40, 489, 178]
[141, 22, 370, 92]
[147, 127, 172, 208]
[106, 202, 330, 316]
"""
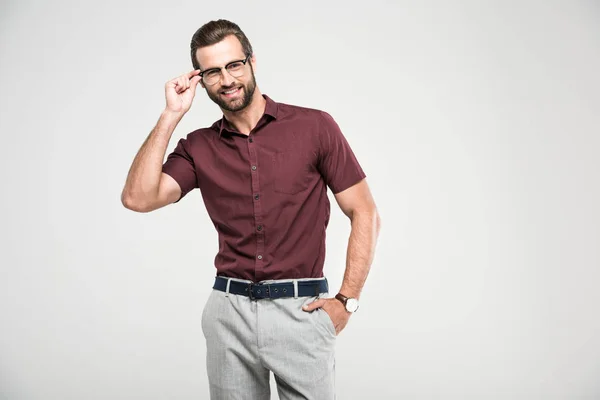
[190, 20, 257, 112]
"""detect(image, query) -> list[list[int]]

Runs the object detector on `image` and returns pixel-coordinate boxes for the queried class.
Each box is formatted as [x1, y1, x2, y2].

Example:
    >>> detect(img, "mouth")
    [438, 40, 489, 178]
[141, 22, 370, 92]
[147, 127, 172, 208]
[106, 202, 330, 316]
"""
[221, 86, 242, 98]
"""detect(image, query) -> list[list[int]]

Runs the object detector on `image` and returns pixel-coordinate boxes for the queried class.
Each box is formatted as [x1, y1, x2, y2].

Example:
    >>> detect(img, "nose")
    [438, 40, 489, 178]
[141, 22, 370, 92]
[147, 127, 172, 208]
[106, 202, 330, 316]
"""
[220, 68, 235, 87]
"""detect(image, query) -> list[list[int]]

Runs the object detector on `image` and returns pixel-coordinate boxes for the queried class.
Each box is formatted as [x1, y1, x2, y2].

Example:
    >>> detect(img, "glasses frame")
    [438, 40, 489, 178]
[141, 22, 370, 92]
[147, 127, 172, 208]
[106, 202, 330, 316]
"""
[199, 54, 252, 86]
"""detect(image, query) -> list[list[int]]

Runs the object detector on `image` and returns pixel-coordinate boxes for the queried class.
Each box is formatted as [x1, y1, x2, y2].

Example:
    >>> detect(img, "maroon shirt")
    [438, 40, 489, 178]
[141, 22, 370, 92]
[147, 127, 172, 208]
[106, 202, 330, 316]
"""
[162, 94, 366, 281]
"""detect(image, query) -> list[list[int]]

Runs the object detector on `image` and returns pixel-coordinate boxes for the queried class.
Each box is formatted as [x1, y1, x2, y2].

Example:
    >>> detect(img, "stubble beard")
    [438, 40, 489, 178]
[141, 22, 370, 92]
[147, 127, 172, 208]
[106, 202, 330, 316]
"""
[207, 68, 257, 113]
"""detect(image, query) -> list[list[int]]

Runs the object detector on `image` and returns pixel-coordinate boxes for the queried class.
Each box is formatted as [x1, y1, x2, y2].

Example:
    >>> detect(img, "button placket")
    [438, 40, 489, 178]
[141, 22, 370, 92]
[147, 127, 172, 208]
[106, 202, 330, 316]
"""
[248, 133, 266, 281]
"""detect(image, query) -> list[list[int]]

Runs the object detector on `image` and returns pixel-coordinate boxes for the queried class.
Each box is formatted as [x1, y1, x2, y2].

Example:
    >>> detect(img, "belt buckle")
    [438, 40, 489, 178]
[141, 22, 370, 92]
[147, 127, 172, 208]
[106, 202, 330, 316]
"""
[247, 283, 255, 300]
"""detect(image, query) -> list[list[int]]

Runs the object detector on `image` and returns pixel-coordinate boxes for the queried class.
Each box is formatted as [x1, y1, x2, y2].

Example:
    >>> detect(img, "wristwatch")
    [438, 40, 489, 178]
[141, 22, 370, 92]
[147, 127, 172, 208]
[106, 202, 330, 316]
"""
[335, 293, 359, 313]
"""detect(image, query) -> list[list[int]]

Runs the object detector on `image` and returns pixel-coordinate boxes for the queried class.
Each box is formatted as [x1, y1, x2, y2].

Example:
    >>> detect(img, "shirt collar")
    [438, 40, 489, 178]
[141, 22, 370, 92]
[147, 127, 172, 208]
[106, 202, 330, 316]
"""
[214, 94, 278, 137]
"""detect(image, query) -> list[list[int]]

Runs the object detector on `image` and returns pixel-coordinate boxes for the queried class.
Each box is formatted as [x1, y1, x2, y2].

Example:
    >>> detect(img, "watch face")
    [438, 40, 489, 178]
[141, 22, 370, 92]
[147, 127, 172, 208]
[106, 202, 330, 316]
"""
[346, 298, 359, 312]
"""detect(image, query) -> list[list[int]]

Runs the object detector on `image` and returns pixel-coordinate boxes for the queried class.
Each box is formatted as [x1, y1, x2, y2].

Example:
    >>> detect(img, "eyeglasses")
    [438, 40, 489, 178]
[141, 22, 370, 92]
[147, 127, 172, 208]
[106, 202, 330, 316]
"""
[199, 55, 251, 86]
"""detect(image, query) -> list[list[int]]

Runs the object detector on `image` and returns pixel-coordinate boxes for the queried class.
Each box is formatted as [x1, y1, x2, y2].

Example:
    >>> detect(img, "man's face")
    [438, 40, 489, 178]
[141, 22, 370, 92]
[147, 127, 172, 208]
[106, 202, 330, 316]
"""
[196, 35, 257, 112]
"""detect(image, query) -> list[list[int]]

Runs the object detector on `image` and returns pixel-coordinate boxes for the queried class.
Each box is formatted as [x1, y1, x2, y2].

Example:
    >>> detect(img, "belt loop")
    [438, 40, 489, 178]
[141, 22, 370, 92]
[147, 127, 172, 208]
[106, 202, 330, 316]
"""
[293, 280, 298, 299]
[225, 278, 231, 297]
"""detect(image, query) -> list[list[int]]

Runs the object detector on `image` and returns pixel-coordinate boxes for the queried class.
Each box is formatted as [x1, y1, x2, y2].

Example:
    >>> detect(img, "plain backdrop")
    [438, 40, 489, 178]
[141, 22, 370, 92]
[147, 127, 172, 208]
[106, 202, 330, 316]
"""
[1, 0, 599, 399]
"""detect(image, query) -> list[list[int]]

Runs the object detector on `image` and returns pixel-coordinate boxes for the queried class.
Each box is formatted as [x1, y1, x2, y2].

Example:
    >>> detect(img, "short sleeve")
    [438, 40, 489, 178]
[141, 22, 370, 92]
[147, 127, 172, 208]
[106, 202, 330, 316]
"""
[162, 137, 198, 203]
[317, 111, 367, 194]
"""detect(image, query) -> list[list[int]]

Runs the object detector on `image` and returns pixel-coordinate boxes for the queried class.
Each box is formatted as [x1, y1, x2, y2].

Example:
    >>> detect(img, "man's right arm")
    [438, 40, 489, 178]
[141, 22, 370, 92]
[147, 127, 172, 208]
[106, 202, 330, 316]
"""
[121, 111, 185, 212]
[121, 69, 202, 213]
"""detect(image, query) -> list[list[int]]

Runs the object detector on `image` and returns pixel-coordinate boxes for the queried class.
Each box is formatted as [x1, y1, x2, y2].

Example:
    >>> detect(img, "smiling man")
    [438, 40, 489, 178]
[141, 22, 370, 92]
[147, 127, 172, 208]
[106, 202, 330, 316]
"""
[121, 19, 380, 400]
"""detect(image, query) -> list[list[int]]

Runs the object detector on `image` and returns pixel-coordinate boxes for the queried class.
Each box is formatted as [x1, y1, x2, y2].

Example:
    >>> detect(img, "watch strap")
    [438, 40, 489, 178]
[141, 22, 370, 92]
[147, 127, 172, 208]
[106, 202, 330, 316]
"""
[335, 293, 349, 306]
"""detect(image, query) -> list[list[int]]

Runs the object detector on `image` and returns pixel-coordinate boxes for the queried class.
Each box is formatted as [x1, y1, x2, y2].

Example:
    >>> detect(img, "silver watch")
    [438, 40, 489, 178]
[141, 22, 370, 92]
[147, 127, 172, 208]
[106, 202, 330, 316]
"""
[335, 293, 359, 313]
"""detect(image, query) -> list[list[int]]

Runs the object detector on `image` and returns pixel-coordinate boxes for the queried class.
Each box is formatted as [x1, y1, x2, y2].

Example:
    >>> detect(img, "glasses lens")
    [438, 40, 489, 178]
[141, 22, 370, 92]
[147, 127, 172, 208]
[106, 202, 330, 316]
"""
[227, 61, 246, 77]
[203, 70, 221, 85]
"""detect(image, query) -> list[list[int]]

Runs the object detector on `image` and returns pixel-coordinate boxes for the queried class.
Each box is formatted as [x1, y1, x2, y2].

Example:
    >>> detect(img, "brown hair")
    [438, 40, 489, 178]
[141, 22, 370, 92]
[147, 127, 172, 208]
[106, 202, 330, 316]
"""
[190, 19, 253, 71]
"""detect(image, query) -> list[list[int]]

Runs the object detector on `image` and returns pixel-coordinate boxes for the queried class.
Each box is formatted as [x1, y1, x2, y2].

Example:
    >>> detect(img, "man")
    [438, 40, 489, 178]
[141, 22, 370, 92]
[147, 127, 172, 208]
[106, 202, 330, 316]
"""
[121, 19, 380, 400]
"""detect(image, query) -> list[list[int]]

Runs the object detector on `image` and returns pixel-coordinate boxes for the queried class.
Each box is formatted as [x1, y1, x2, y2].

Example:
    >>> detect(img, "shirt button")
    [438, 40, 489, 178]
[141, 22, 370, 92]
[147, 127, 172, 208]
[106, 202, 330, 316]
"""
[257, 225, 263, 231]
[257, 255, 263, 260]
[251, 165, 257, 171]
[249, 138, 253, 143]
[254, 194, 259, 200]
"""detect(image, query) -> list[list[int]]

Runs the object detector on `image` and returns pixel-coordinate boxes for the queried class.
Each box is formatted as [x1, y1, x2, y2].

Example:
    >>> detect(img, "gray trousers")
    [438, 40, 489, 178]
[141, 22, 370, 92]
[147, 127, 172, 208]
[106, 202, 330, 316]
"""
[201, 277, 337, 399]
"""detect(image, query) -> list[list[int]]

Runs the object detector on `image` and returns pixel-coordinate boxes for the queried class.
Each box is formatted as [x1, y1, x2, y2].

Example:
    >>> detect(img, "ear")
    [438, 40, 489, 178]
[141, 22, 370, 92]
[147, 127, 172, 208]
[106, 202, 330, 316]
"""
[250, 53, 257, 74]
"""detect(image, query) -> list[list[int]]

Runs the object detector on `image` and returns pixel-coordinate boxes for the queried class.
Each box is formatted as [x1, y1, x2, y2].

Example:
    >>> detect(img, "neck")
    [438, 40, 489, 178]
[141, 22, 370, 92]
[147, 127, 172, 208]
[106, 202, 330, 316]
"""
[222, 89, 266, 135]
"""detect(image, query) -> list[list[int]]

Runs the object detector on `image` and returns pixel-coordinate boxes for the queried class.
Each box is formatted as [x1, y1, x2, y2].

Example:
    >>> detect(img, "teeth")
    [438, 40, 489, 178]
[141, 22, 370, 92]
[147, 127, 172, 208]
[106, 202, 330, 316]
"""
[223, 87, 239, 94]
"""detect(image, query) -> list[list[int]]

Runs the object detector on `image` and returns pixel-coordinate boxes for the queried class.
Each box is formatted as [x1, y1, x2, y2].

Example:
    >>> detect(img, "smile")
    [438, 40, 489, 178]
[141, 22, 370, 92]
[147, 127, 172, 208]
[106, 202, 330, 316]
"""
[222, 87, 242, 97]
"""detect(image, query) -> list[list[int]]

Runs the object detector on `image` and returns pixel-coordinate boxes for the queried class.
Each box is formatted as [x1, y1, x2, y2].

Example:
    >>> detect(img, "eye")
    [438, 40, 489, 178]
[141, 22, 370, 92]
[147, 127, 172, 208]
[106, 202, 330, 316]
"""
[205, 69, 220, 78]
[227, 62, 243, 70]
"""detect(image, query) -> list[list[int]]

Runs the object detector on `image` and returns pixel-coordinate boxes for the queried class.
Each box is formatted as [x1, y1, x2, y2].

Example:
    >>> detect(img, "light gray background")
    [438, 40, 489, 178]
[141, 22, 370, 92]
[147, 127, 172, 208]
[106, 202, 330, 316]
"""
[1, 0, 599, 399]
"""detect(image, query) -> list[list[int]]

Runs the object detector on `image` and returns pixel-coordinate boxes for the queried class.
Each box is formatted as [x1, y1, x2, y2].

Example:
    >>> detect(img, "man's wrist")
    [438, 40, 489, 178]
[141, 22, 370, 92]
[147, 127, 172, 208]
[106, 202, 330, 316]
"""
[335, 292, 360, 313]
[161, 109, 185, 122]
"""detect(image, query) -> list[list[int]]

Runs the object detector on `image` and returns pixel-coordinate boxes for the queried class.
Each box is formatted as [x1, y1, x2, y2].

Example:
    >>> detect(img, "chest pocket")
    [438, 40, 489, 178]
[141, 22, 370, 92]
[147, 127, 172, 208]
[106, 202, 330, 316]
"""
[272, 150, 313, 195]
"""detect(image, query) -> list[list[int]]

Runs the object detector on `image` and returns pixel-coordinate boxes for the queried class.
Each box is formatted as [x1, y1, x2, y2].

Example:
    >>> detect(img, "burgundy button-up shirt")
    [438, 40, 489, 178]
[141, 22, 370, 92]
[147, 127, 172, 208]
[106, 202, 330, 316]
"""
[162, 94, 366, 281]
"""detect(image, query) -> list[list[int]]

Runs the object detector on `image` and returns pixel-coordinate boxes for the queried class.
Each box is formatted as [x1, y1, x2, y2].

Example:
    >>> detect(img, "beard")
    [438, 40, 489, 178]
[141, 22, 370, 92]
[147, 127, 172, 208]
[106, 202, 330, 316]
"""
[207, 67, 257, 112]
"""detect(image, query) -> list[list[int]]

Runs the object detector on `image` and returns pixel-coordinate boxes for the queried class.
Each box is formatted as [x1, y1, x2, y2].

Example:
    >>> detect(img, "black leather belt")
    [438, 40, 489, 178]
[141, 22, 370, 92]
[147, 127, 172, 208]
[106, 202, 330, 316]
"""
[213, 276, 328, 300]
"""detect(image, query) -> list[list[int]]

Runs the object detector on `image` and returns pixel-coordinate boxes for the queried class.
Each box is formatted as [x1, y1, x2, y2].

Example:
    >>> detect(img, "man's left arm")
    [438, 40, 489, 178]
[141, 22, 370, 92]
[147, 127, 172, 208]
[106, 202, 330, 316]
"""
[335, 178, 381, 300]
[303, 179, 381, 334]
